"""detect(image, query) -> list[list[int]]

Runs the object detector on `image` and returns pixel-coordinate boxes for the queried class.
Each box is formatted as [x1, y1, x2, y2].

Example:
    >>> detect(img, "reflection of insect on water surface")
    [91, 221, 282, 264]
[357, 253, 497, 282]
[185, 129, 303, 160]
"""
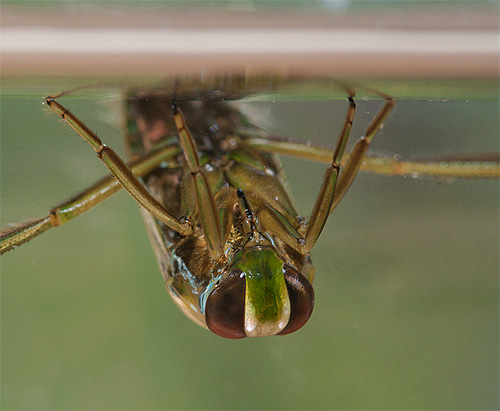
[1, 79, 498, 338]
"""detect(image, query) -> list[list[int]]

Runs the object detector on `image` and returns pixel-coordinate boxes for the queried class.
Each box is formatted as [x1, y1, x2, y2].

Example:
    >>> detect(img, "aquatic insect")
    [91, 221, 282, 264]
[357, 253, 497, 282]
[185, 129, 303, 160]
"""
[1, 79, 498, 338]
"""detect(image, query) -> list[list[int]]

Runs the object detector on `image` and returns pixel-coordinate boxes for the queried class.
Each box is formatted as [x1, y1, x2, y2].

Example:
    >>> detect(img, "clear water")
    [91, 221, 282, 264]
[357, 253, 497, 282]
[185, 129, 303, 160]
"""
[1, 85, 499, 409]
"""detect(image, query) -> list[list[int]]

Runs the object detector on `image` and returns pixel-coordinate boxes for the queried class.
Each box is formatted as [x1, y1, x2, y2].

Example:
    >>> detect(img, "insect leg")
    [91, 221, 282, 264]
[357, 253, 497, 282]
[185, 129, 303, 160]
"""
[0, 143, 181, 254]
[329, 96, 396, 214]
[256, 205, 303, 251]
[171, 99, 223, 260]
[299, 96, 357, 254]
[245, 130, 499, 179]
[45, 95, 192, 236]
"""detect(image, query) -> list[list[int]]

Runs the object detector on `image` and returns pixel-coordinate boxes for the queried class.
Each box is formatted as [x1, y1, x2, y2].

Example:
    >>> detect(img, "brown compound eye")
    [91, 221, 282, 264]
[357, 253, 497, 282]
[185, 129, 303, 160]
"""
[278, 265, 315, 336]
[205, 269, 246, 339]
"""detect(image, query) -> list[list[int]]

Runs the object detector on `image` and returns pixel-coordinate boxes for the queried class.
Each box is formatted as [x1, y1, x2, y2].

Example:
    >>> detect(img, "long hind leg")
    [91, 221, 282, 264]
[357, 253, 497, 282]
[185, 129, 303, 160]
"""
[0, 142, 181, 254]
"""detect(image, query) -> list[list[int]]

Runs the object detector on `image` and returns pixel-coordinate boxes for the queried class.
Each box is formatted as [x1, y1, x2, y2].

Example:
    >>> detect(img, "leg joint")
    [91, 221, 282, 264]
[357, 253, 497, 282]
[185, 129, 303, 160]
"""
[96, 144, 106, 157]
[49, 210, 61, 227]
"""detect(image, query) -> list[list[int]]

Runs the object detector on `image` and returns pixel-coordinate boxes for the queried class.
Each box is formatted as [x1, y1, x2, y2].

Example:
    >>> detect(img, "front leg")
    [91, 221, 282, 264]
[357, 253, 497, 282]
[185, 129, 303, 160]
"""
[45, 92, 192, 236]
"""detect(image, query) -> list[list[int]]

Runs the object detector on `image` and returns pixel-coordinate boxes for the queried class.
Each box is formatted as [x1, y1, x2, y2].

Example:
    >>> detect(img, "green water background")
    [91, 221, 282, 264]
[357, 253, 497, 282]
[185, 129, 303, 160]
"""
[1, 80, 499, 409]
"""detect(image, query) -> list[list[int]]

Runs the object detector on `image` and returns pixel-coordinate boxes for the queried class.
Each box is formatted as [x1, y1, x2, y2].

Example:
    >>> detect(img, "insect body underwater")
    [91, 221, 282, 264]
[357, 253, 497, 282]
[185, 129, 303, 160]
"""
[1, 78, 499, 339]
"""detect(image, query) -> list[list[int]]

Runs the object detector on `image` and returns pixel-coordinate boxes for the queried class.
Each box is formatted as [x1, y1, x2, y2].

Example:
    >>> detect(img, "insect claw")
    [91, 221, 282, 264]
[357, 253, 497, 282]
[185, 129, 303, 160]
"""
[170, 100, 178, 114]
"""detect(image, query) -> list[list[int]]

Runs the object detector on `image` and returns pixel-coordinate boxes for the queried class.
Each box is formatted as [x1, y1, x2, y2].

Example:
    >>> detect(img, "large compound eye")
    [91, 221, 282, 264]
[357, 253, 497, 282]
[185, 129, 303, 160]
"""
[205, 269, 246, 339]
[278, 265, 315, 336]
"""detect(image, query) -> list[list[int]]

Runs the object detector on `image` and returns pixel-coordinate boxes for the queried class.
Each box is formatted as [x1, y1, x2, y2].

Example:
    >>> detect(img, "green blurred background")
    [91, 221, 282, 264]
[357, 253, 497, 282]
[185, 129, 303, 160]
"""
[1, 0, 499, 409]
[1, 81, 498, 409]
